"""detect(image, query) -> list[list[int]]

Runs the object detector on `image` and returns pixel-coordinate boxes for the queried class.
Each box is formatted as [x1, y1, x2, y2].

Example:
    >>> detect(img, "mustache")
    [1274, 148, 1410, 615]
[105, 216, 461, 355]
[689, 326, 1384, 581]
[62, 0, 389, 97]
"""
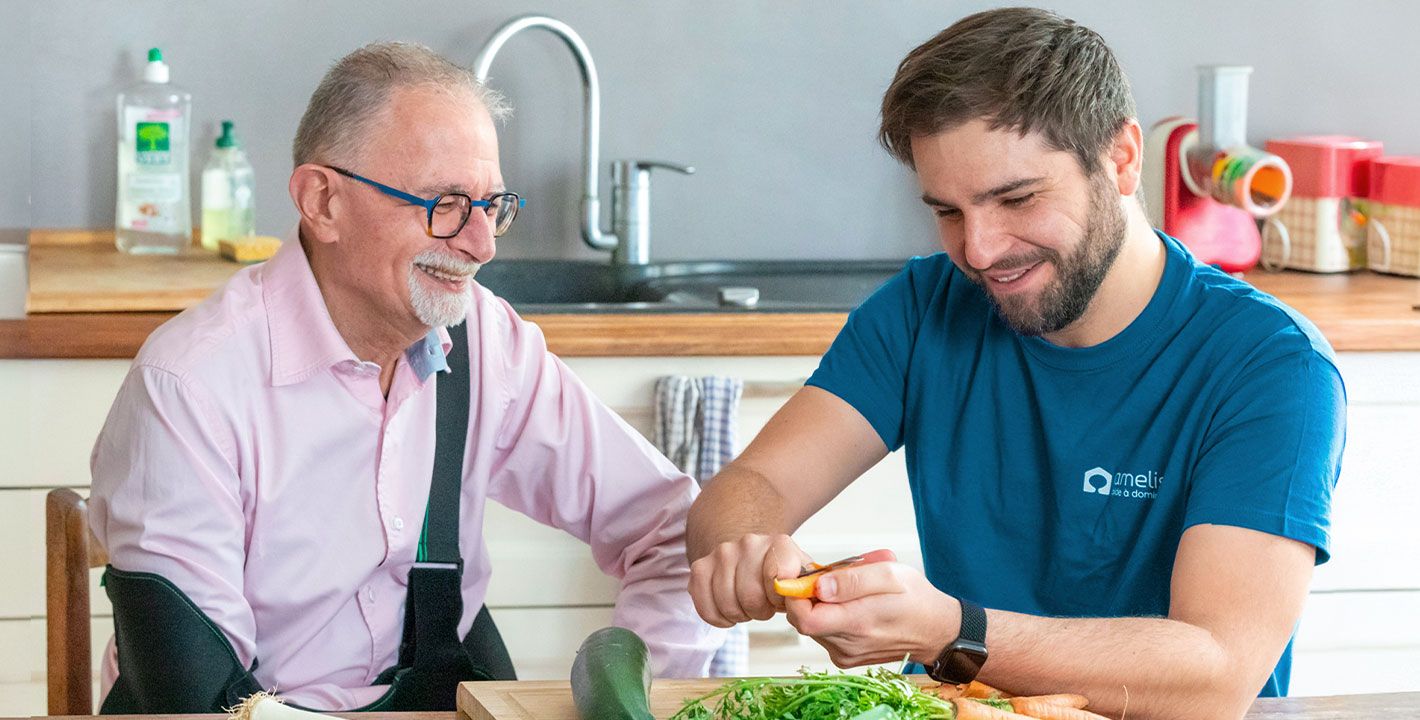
[412, 251, 481, 276]
[968, 248, 1058, 276]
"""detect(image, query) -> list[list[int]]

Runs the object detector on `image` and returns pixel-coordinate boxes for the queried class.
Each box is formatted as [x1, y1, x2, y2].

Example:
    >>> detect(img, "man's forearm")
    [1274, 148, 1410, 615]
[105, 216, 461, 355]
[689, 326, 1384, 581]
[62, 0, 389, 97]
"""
[976, 610, 1260, 720]
[685, 463, 794, 561]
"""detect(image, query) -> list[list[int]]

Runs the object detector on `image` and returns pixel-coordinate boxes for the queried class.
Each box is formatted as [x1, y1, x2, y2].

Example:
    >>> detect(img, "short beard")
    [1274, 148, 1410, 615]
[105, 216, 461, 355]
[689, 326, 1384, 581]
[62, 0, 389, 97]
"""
[975, 173, 1127, 336]
[407, 251, 479, 328]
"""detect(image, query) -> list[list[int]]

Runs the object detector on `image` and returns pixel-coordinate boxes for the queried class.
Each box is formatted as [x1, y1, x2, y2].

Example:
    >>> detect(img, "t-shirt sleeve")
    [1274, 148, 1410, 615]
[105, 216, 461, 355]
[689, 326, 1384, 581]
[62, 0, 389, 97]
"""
[806, 260, 927, 451]
[1183, 341, 1346, 564]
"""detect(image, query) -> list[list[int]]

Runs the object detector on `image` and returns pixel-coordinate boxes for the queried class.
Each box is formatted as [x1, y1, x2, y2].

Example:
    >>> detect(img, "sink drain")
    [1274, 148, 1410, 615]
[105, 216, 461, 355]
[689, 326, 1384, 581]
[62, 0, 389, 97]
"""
[717, 286, 760, 308]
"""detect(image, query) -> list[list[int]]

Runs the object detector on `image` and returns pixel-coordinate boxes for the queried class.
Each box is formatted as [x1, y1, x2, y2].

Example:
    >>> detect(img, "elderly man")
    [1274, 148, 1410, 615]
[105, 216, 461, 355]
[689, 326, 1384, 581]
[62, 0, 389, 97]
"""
[687, 8, 1344, 720]
[90, 42, 719, 713]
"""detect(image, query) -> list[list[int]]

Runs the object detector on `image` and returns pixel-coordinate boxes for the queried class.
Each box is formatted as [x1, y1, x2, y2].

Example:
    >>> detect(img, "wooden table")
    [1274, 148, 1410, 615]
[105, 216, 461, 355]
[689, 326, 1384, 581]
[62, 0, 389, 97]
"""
[39, 691, 1420, 719]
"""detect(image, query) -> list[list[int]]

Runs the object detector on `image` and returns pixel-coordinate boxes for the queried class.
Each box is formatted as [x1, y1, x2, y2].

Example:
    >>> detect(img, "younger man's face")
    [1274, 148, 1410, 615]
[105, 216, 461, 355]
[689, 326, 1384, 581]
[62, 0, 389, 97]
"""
[911, 119, 1127, 337]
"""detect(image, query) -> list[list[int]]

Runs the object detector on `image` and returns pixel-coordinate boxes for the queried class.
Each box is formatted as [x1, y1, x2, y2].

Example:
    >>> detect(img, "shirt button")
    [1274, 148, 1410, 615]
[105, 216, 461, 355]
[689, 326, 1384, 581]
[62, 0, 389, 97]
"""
[393, 516, 405, 530]
[364, 586, 375, 603]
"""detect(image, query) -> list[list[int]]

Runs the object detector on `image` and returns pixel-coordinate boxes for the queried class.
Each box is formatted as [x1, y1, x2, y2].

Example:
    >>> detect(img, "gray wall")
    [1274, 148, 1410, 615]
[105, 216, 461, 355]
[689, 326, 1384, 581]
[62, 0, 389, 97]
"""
[1, 0, 32, 230]
[15, 1, 1420, 260]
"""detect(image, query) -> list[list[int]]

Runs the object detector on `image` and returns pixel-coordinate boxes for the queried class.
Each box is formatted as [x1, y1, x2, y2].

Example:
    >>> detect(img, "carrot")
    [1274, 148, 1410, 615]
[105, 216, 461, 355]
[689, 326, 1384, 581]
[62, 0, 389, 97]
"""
[774, 551, 901, 599]
[772, 575, 818, 598]
[927, 683, 963, 700]
[963, 680, 1011, 699]
[1006, 698, 1111, 720]
[951, 698, 1035, 720]
[1008, 695, 1088, 711]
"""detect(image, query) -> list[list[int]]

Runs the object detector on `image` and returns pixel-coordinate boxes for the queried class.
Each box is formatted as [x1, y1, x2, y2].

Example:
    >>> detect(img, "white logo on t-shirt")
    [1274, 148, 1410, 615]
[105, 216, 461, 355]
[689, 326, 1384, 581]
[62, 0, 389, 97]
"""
[1083, 467, 1113, 495]
[1082, 466, 1162, 500]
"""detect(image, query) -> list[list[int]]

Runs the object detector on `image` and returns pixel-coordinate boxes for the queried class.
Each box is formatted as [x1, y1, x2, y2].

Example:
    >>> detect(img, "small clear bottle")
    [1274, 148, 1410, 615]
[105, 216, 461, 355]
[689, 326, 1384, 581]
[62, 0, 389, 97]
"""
[200, 120, 255, 251]
[116, 48, 192, 254]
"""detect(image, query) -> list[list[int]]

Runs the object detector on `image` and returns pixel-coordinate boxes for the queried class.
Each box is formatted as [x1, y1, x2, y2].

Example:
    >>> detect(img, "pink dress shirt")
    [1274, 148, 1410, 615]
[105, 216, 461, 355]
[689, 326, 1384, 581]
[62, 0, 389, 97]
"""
[89, 233, 721, 709]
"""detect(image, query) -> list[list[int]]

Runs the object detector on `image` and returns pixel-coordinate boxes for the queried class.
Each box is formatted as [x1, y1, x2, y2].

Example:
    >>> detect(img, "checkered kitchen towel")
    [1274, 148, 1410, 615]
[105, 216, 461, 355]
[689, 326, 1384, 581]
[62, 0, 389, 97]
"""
[653, 375, 748, 677]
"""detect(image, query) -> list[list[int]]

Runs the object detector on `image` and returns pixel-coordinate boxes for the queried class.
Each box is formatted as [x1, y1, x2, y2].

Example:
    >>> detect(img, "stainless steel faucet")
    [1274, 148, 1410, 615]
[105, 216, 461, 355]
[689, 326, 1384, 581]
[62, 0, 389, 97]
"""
[472, 15, 692, 265]
[611, 159, 693, 264]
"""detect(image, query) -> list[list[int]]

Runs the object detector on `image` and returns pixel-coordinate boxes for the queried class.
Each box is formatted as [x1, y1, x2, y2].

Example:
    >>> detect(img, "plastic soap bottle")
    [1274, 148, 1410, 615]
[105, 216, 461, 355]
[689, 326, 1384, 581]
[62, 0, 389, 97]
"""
[116, 48, 192, 254]
[201, 120, 255, 251]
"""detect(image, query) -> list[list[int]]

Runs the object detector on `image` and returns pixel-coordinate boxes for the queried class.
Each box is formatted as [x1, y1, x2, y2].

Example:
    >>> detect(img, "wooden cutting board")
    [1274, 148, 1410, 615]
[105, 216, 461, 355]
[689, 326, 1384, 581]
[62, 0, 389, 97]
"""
[26, 229, 249, 313]
[457, 677, 948, 720]
[458, 679, 726, 720]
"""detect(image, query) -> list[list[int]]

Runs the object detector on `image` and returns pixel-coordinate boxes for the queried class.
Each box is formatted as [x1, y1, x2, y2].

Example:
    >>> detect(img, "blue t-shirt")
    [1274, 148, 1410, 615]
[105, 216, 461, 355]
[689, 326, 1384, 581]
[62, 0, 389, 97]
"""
[807, 232, 1345, 696]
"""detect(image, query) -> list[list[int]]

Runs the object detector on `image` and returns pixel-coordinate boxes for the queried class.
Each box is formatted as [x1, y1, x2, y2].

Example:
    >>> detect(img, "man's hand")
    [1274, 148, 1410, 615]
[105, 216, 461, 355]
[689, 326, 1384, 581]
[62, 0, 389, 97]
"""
[684, 387, 891, 628]
[688, 533, 814, 627]
[785, 559, 959, 668]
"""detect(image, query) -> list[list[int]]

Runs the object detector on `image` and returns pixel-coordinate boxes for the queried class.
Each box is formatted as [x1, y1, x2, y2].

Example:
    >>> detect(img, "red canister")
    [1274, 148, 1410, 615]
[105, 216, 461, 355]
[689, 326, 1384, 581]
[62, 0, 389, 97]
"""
[1366, 156, 1420, 277]
[1262, 136, 1382, 272]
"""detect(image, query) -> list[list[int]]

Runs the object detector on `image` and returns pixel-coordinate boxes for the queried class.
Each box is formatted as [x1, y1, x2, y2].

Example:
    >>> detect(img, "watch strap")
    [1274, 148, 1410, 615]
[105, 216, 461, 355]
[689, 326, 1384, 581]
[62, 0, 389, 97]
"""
[958, 598, 986, 645]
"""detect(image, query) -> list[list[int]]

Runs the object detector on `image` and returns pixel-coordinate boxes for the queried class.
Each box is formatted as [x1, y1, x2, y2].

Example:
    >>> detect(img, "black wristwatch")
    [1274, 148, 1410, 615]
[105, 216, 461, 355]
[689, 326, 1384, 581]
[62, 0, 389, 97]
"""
[927, 598, 989, 684]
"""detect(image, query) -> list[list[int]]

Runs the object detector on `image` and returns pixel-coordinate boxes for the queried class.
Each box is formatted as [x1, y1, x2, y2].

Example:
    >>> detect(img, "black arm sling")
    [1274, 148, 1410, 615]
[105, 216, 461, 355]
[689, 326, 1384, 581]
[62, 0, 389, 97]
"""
[100, 321, 514, 713]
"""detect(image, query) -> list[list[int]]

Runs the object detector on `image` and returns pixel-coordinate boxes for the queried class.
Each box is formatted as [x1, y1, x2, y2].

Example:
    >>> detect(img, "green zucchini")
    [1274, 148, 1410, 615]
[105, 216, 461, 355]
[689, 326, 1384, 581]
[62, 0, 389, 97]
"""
[570, 626, 654, 720]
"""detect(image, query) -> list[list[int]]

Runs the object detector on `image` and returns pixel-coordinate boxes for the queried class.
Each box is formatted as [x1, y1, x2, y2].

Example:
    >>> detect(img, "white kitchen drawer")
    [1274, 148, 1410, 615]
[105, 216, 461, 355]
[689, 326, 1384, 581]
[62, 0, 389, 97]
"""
[0, 489, 45, 619]
[560, 356, 823, 411]
[0, 615, 110, 716]
[485, 606, 615, 680]
[482, 501, 619, 607]
[1313, 403, 1420, 592]
[0, 359, 128, 489]
[0, 488, 110, 619]
[1290, 647, 1420, 697]
[0, 615, 110, 684]
[1332, 352, 1420, 406]
[1295, 590, 1420, 651]
[0, 618, 42, 683]
[0, 680, 46, 717]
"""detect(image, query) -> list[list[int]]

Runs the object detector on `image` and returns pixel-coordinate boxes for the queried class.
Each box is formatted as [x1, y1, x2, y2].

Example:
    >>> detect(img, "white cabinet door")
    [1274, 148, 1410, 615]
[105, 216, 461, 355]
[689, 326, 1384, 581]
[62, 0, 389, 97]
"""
[1292, 590, 1420, 696]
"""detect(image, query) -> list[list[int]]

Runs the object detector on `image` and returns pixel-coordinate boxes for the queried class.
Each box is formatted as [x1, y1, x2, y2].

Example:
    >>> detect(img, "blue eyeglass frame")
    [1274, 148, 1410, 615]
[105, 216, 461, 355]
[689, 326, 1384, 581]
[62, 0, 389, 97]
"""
[326, 165, 526, 238]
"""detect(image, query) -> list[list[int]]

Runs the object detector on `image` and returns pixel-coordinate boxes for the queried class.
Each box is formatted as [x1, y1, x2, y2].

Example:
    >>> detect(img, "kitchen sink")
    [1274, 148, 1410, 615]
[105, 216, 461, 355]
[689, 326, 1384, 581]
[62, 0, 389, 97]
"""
[470, 260, 668, 306]
[472, 259, 906, 313]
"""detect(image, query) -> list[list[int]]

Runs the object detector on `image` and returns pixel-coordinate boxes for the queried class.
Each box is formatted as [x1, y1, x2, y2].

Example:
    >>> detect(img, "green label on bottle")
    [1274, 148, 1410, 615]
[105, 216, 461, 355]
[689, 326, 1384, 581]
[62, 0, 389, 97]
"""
[135, 122, 171, 165]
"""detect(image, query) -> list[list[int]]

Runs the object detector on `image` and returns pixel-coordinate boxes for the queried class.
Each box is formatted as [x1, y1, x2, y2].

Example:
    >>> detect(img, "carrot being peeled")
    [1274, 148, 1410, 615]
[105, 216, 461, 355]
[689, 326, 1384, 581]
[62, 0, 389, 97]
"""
[1006, 698, 1111, 720]
[951, 698, 1035, 720]
[772, 574, 819, 598]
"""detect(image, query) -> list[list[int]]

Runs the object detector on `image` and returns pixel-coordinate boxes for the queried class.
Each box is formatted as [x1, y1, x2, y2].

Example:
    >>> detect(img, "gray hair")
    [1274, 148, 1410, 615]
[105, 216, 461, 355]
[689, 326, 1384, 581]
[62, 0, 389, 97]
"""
[292, 41, 510, 167]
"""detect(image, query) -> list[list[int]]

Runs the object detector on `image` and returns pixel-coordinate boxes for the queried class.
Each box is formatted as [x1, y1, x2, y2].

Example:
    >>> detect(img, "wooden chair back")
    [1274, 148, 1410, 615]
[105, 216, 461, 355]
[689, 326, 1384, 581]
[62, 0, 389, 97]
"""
[45, 488, 108, 716]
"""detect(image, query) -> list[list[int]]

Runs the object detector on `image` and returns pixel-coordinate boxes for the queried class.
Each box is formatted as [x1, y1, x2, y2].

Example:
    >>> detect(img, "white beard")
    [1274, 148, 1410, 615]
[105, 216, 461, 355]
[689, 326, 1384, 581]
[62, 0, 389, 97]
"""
[408, 251, 479, 327]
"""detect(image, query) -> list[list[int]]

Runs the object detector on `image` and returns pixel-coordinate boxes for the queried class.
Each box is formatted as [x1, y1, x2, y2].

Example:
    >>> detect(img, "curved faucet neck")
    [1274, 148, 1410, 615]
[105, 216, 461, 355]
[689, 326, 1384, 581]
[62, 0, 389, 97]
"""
[473, 15, 619, 253]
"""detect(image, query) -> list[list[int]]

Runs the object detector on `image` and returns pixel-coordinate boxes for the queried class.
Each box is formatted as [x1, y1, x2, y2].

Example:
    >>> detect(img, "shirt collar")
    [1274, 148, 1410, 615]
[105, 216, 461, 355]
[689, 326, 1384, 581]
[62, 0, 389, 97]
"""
[405, 326, 453, 382]
[262, 226, 454, 387]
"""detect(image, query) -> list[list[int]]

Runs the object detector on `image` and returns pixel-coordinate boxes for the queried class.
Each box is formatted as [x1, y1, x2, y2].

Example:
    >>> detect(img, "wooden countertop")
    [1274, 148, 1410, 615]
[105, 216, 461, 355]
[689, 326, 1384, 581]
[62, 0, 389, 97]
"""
[42, 691, 1420, 719]
[0, 310, 854, 359]
[2, 230, 1418, 359]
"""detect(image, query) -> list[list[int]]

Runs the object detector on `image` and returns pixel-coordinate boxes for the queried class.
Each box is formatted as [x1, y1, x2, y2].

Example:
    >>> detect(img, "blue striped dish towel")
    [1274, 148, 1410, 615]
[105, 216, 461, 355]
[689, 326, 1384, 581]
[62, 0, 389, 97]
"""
[653, 376, 748, 677]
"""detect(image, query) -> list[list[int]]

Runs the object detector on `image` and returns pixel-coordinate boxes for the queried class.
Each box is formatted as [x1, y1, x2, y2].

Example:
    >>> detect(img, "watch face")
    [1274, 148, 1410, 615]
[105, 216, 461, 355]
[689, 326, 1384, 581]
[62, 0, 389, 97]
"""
[933, 641, 988, 685]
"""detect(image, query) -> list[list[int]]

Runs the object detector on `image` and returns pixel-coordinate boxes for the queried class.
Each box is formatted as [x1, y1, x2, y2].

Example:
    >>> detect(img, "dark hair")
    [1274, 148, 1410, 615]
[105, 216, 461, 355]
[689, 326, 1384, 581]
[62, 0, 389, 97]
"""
[879, 7, 1136, 173]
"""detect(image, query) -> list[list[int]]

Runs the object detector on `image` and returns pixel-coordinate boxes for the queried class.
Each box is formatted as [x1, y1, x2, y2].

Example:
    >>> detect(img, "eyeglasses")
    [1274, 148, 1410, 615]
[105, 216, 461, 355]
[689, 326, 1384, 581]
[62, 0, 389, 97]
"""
[326, 166, 525, 238]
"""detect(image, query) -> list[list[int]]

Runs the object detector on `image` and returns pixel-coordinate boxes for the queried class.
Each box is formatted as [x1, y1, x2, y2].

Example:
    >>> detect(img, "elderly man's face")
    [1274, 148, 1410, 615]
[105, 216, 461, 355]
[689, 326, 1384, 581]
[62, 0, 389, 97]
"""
[333, 86, 502, 330]
[912, 119, 1127, 337]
